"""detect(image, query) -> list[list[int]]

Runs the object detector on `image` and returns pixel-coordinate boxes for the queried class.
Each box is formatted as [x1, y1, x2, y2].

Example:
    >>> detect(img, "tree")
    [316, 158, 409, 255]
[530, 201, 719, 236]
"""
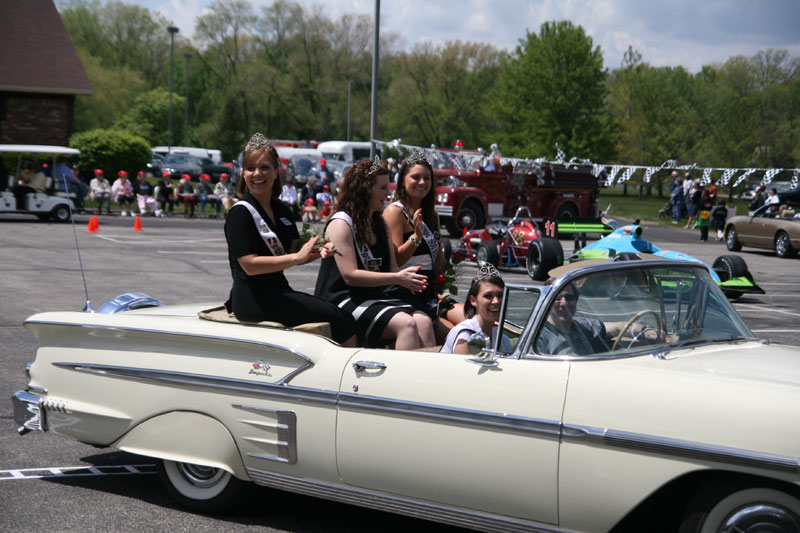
[493, 20, 613, 161]
[382, 41, 505, 148]
[113, 88, 185, 146]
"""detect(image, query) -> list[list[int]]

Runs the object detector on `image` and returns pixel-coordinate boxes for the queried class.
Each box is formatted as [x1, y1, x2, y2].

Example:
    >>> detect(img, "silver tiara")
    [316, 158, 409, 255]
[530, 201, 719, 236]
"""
[474, 264, 500, 283]
[368, 154, 384, 175]
[245, 132, 270, 151]
[405, 148, 432, 166]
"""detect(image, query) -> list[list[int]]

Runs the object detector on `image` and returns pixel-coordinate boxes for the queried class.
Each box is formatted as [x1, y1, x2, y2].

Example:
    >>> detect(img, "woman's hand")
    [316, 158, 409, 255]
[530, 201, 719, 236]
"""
[397, 265, 428, 293]
[319, 241, 339, 259]
[295, 236, 322, 265]
[412, 208, 424, 241]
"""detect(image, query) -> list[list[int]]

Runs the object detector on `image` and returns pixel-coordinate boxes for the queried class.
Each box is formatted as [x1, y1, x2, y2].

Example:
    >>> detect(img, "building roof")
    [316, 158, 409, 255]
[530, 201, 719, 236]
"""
[0, 0, 92, 95]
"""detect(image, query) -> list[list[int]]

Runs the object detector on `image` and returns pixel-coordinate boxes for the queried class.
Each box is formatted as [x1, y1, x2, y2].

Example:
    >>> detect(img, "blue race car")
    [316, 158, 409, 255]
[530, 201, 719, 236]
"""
[562, 223, 764, 299]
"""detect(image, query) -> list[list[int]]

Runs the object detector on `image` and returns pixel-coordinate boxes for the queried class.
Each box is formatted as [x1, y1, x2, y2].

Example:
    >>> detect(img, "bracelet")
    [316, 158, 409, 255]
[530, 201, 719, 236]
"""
[408, 235, 422, 247]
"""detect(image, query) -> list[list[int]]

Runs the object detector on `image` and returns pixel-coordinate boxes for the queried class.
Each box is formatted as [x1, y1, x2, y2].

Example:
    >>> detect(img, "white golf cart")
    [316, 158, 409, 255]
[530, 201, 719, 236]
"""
[0, 145, 80, 222]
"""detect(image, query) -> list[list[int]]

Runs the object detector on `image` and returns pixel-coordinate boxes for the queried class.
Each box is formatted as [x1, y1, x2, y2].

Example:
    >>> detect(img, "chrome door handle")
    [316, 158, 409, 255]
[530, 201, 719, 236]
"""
[353, 361, 387, 372]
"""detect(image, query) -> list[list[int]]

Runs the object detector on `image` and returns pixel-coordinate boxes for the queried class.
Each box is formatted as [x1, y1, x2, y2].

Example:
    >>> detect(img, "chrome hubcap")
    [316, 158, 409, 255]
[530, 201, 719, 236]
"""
[722, 504, 800, 533]
[176, 462, 226, 488]
[459, 211, 475, 228]
[476, 247, 487, 266]
[777, 236, 787, 255]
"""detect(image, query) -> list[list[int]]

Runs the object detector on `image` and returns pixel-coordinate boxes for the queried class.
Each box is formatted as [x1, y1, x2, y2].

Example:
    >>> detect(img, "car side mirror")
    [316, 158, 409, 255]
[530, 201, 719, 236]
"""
[466, 333, 498, 367]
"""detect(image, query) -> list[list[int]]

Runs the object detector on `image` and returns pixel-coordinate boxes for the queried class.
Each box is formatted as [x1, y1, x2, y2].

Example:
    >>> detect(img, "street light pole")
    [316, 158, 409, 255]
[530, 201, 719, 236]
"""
[167, 25, 179, 154]
[183, 53, 193, 146]
[347, 80, 352, 142]
[369, 0, 379, 158]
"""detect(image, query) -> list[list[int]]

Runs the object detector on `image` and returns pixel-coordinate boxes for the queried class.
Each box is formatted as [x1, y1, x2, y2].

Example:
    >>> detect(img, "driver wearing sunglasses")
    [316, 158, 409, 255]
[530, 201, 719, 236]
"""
[536, 282, 656, 356]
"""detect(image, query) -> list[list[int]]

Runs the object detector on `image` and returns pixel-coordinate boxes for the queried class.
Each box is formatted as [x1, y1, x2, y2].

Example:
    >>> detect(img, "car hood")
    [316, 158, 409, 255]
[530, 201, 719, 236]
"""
[652, 341, 800, 388]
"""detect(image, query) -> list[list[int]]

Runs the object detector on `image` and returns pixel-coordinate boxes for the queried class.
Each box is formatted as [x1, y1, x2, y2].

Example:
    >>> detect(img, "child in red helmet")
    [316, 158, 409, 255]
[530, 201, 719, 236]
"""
[320, 199, 332, 222]
[302, 197, 319, 223]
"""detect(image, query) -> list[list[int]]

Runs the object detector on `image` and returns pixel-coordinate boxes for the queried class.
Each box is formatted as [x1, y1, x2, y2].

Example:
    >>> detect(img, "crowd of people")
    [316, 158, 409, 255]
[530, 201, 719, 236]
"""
[6, 155, 238, 218]
[663, 170, 729, 241]
[224, 132, 505, 352]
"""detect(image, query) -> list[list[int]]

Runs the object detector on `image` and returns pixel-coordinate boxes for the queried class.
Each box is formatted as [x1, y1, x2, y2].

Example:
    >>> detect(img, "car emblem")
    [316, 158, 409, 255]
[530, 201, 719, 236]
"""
[249, 360, 271, 377]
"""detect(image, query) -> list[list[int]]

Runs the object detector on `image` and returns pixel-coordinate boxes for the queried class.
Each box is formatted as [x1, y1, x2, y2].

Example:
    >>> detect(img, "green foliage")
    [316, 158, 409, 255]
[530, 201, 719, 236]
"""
[494, 20, 613, 160]
[114, 88, 185, 146]
[69, 129, 151, 176]
[60, 0, 800, 175]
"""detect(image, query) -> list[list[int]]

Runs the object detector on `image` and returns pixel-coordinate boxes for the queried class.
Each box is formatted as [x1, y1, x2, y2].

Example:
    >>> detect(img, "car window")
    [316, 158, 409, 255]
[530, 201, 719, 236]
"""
[497, 285, 540, 353]
[530, 265, 752, 358]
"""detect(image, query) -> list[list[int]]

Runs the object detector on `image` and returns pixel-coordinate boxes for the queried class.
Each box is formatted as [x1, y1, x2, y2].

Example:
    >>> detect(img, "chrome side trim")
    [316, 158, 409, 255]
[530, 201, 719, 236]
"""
[338, 392, 561, 438]
[27, 385, 48, 395]
[26, 319, 316, 384]
[246, 468, 568, 533]
[52, 363, 338, 406]
[232, 403, 297, 464]
[563, 424, 800, 474]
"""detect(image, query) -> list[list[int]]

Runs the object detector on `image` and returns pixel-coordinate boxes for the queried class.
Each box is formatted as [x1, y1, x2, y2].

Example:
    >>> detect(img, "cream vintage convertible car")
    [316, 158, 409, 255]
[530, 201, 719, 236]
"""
[12, 260, 800, 532]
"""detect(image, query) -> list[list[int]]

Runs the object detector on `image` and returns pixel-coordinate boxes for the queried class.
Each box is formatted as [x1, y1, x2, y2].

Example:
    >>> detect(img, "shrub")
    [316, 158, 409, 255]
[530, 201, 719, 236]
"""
[69, 128, 151, 177]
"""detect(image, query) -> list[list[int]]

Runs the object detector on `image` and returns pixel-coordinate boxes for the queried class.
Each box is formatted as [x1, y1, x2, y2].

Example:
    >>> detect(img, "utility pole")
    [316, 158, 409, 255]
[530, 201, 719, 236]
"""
[347, 80, 352, 142]
[167, 25, 179, 153]
[183, 53, 193, 146]
[369, 0, 379, 158]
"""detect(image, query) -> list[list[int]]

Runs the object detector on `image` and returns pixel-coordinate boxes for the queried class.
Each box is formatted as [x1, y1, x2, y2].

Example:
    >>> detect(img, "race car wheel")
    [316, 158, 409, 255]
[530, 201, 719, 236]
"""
[525, 237, 563, 281]
[476, 240, 500, 268]
[712, 255, 748, 282]
[442, 238, 452, 263]
[775, 231, 797, 258]
[51, 204, 71, 222]
[725, 226, 742, 251]
[680, 486, 800, 533]
[456, 200, 485, 232]
[158, 459, 246, 513]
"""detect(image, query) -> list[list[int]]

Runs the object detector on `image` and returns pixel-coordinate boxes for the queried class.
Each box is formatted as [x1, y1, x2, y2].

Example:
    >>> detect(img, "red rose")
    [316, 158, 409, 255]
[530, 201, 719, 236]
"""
[436, 274, 446, 284]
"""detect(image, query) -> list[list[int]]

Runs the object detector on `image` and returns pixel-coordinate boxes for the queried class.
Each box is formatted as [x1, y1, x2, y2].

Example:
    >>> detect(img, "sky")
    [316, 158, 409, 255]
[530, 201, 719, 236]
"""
[124, 0, 800, 72]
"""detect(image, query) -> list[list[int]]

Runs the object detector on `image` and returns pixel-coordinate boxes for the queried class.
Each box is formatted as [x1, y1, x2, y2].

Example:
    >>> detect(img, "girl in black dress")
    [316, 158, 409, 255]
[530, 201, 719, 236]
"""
[314, 158, 432, 349]
[225, 133, 357, 346]
[383, 151, 465, 342]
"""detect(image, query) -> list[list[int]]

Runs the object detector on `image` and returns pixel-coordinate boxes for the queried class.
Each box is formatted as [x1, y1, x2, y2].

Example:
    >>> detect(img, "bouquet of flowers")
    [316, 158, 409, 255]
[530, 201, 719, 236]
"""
[300, 223, 341, 255]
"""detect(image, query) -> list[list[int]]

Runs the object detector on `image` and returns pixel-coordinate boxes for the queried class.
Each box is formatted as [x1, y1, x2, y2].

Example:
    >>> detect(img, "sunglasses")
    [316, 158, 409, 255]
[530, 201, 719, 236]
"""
[557, 293, 579, 303]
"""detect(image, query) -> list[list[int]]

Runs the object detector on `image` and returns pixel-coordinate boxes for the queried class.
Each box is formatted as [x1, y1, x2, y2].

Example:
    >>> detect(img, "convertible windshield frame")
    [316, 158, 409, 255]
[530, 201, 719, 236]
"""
[512, 259, 754, 362]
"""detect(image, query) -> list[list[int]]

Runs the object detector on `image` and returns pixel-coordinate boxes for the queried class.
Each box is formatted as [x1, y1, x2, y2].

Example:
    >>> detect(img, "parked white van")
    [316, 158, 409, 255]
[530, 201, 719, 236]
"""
[152, 146, 211, 159]
[317, 141, 378, 163]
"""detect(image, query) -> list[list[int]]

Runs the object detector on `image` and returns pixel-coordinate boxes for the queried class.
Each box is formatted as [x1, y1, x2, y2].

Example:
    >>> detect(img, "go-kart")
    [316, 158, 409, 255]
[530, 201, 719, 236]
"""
[450, 206, 565, 280]
[553, 222, 765, 299]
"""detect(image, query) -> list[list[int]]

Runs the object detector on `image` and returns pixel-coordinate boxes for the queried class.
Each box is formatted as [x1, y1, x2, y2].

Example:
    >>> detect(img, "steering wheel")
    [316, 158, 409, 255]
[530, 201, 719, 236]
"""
[611, 309, 664, 351]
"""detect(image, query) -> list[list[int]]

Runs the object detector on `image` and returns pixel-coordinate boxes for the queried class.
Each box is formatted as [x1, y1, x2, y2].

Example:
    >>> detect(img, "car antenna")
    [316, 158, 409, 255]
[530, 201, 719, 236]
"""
[57, 170, 94, 312]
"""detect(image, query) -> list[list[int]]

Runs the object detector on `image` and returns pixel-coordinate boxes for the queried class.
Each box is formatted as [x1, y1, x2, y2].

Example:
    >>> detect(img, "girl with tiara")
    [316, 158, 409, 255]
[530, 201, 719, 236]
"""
[224, 133, 357, 346]
[440, 264, 512, 354]
[383, 149, 465, 342]
[314, 158, 435, 349]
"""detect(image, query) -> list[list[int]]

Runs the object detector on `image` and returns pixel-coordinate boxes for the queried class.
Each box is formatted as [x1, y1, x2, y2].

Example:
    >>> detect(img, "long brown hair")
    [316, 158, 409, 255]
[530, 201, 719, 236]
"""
[334, 159, 389, 245]
[394, 159, 439, 231]
[237, 143, 281, 200]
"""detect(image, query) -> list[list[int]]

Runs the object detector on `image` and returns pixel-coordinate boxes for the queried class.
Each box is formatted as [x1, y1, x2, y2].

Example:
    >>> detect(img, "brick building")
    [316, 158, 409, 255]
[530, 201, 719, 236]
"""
[0, 0, 92, 146]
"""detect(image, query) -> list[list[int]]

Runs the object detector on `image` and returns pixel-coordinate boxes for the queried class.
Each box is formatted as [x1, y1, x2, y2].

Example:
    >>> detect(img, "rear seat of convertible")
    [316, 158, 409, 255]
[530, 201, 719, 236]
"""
[198, 305, 332, 338]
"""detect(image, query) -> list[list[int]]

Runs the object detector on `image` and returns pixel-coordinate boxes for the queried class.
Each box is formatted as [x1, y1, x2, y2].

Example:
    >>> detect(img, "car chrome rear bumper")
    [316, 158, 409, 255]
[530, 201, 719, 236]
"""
[12, 390, 45, 435]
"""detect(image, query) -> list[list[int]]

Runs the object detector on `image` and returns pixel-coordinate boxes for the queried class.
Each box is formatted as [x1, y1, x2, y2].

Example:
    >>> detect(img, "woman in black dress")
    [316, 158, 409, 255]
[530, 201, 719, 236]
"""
[383, 150, 465, 342]
[314, 158, 433, 349]
[225, 133, 357, 346]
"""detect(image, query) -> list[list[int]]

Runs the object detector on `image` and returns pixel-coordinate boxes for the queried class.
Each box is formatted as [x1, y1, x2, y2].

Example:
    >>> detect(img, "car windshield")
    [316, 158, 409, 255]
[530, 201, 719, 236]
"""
[291, 156, 320, 177]
[530, 264, 753, 358]
[164, 155, 198, 164]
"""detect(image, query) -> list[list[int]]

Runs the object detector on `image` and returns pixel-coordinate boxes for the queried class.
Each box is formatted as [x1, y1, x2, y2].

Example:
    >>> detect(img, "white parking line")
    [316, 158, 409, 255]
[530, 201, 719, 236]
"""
[751, 329, 800, 333]
[0, 464, 157, 480]
[157, 251, 226, 255]
[733, 304, 800, 318]
[94, 234, 225, 245]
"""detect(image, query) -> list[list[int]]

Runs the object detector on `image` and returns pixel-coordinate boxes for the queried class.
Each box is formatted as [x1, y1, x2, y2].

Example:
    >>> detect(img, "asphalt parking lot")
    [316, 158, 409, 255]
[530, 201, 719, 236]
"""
[1, 212, 799, 531]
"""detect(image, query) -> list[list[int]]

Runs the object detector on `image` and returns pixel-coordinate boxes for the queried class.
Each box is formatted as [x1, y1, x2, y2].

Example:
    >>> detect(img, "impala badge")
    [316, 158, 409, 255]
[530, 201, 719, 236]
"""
[249, 360, 271, 377]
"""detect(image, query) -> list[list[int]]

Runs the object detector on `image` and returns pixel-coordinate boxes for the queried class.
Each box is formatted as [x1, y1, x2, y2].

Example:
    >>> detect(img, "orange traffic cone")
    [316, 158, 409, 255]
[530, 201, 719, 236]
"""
[132, 215, 143, 231]
[85, 216, 98, 233]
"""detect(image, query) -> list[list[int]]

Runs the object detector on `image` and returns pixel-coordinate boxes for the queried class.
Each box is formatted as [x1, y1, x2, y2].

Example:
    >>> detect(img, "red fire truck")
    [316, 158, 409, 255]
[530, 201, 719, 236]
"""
[433, 162, 606, 236]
